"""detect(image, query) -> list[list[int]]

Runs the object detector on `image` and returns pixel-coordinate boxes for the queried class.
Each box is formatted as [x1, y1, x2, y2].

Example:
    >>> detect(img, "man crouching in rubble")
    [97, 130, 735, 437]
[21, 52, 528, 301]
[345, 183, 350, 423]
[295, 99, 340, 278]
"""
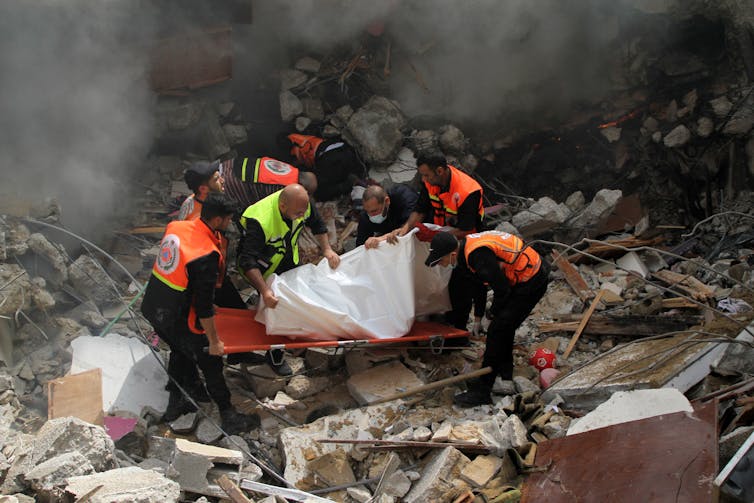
[425, 231, 550, 407]
[142, 192, 259, 434]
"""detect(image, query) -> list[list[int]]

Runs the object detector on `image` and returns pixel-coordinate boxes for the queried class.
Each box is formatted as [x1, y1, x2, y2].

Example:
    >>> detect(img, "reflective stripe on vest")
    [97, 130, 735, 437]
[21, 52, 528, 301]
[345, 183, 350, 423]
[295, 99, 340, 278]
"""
[151, 219, 225, 334]
[242, 157, 299, 185]
[425, 165, 484, 227]
[287, 134, 323, 168]
[464, 230, 541, 285]
[239, 189, 311, 279]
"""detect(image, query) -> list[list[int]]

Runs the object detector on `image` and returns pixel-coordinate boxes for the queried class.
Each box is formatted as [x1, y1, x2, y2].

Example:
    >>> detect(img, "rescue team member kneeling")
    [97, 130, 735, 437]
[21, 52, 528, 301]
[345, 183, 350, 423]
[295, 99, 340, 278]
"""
[141, 192, 259, 434]
[237, 184, 340, 309]
[425, 231, 550, 407]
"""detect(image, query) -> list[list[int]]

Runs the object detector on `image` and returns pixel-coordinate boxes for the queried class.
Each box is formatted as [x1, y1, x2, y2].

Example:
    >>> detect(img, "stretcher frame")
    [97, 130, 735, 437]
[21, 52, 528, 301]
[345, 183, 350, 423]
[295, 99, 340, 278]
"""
[215, 307, 469, 356]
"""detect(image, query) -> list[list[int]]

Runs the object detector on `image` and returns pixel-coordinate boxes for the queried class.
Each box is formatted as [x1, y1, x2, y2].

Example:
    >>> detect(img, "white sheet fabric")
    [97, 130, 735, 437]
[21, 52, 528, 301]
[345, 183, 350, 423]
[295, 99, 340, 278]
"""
[255, 232, 451, 339]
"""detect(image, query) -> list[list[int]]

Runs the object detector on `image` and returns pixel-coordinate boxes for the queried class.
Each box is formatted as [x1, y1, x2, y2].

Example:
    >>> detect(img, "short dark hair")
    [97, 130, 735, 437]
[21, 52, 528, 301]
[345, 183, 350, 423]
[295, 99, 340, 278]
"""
[416, 155, 447, 171]
[201, 192, 238, 220]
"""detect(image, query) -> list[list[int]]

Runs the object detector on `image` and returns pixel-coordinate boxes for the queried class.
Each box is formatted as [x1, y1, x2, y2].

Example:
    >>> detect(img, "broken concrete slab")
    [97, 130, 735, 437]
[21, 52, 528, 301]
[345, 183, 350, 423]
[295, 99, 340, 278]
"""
[285, 375, 330, 400]
[347, 360, 423, 405]
[171, 438, 243, 498]
[22, 450, 95, 501]
[70, 333, 169, 415]
[308, 448, 355, 495]
[567, 388, 693, 436]
[460, 454, 503, 487]
[616, 251, 650, 278]
[542, 332, 731, 410]
[65, 466, 180, 503]
[403, 447, 470, 503]
[169, 412, 198, 434]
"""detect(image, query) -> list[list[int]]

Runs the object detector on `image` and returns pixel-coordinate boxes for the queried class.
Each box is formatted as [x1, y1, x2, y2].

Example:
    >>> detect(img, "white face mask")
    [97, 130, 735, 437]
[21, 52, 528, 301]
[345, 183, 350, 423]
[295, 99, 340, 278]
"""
[368, 202, 389, 224]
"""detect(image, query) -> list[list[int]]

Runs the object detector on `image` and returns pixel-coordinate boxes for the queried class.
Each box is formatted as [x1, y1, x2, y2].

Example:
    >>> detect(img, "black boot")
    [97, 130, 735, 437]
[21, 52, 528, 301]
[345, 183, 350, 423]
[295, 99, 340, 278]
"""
[453, 386, 493, 408]
[162, 392, 198, 422]
[220, 407, 260, 435]
[266, 349, 292, 376]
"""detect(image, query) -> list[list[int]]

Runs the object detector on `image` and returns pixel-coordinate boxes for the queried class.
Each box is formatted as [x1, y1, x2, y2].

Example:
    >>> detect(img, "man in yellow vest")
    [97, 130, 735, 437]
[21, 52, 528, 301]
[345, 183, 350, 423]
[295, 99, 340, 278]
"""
[237, 184, 340, 309]
[141, 192, 260, 433]
[425, 230, 550, 407]
[397, 155, 487, 338]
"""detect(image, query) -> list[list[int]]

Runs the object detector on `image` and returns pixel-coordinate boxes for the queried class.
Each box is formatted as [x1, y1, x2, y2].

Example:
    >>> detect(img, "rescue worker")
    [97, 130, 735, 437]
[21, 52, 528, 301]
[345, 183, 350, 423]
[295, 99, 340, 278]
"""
[141, 192, 260, 432]
[396, 155, 487, 337]
[237, 184, 340, 310]
[223, 156, 318, 209]
[356, 184, 418, 249]
[177, 161, 224, 221]
[425, 231, 550, 407]
[278, 133, 364, 202]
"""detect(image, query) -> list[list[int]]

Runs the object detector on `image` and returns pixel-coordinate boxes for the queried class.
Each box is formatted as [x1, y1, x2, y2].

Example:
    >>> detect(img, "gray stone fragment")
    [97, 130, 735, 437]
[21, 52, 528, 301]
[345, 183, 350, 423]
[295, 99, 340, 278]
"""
[195, 417, 223, 444]
[565, 191, 585, 212]
[403, 447, 470, 503]
[23, 450, 95, 499]
[169, 412, 198, 434]
[302, 98, 324, 121]
[663, 124, 691, 147]
[280, 69, 308, 90]
[408, 129, 439, 154]
[709, 95, 733, 117]
[222, 124, 248, 147]
[285, 375, 329, 400]
[347, 486, 372, 502]
[343, 96, 405, 166]
[513, 376, 540, 394]
[295, 116, 311, 132]
[439, 124, 466, 155]
[295, 57, 321, 73]
[27, 234, 68, 285]
[65, 466, 180, 503]
[68, 255, 119, 305]
[198, 110, 230, 160]
[279, 91, 303, 122]
[696, 116, 714, 137]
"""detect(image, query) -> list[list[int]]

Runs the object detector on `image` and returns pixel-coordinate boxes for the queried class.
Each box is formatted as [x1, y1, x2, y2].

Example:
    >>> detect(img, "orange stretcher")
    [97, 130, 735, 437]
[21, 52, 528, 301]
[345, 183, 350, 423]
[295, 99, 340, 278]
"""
[215, 307, 469, 354]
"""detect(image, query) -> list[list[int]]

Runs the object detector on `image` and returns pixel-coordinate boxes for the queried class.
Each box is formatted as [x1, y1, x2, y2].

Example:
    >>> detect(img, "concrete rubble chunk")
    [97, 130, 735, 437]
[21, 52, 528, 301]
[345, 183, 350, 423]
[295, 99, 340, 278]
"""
[343, 96, 405, 166]
[600, 126, 621, 143]
[68, 254, 119, 305]
[439, 124, 466, 155]
[384, 470, 412, 498]
[23, 450, 95, 499]
[512, 197, 571, 229]
[347, 360, 423, 405]
[663, 124, 691, 147]
[302, 97, 324, 121]
[285, 375, 330, 400]
[567, 389, 693, 436]
[347, 486, 372, 502]
[171, 438, 243, 498]
[280, 69, 308, 90]
[279, 90, 303, 122]
[513, 376, 540, 394]
[27, 233, 68, 285]
[460, 454, 503, 487]
[308, 448, 356, 487]
[697, 116, 714, 137]
[295, 116, 311, 132]
[710, 96, 733, 117]
[65, 466, 180, 503]
[403, 447, 470, 503]
[381, 147, 418, 184]
[432, 420, 453, 442]
[295, 56, 321, 73]
[2, 417, 116, 494]
[723, 93, 754, 135]
[0, 265, 32, 317]
[568, 189, 622, 229]
[616, 251, 650, 278]
[502, 415, 529, 449]
[169, 412, 198, 434]
[413, 426, 432, 441]
[195, 416, 223, 444]
[222, 124, 248, 146]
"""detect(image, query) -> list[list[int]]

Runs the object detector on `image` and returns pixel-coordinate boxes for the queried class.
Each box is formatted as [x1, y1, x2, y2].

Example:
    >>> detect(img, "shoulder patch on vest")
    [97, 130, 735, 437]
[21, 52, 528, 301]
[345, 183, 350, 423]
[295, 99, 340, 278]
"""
[157, 234, 180, 274]
[263, 158, 292, 175]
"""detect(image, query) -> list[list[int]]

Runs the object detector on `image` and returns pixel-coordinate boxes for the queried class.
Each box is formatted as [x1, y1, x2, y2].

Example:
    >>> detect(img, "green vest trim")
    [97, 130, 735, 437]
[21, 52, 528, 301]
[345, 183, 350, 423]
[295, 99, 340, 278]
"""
[240, 190, 311, 278]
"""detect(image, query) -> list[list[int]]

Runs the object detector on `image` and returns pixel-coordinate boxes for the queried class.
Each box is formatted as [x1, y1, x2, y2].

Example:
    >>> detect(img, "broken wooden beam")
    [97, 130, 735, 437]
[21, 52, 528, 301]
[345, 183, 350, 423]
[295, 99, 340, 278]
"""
[317, 438, 492, 454]
[217, 475, 252, 503]
[563, 290, 605, 359]
[538, 314, 700, 337]
[551, 250, 594, 301]
[653, 269, 715, 301]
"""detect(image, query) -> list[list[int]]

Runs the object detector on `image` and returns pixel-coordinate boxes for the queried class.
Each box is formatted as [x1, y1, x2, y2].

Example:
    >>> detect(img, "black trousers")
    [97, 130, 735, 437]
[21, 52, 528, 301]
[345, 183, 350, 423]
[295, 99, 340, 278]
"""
[314, 146, 364, 201]
[447, 267, 488, 330]
[480, 261, 550, 387]
[160, 323, 232, 410]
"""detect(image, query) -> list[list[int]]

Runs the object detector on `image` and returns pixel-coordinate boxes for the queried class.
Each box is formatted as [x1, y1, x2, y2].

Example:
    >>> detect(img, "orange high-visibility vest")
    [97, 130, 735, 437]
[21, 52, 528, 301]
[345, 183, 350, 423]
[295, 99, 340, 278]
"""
[288, 134, 323, 169]
[177, 195, 228, 281]
[425, 165, 484, 228]
[464, 230, 541, 285]
[151, 219, 225, 334]
[179, 194, 202, 221]
[240, 157, 299, 185]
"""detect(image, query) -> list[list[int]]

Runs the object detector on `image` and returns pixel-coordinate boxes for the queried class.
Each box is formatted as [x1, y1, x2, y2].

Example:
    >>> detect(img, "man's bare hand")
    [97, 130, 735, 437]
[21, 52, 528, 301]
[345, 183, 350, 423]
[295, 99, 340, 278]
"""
[364, 237, 380, 249]
[208, 340, 224, 356]
[263, 290, 279, 309]
[385, 230, 400, 245]
[324, 249, 340, 269]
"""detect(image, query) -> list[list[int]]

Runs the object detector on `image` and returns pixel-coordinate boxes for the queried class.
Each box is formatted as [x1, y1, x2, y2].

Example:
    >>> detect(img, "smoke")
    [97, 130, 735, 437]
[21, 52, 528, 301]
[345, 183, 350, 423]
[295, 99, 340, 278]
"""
[252, 0, 636, 128]
[0, 1, 156, 234]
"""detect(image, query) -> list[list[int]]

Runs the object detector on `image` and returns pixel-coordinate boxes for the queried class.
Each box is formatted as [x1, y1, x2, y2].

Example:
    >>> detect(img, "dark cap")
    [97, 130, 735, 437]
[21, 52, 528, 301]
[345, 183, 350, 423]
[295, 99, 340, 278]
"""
[184, 160, 220, 192]
[425, 232, 459, 266]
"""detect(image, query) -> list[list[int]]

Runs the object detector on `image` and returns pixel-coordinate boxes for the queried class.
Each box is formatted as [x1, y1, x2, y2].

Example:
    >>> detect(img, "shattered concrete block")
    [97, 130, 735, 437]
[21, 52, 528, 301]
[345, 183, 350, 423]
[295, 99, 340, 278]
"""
[460, 455, 503, 487]
[65, 466, 180, 503]
[403, 447, 470, 503]
[2, 417, 116, 494]
[502, 415, 529, 450]
[27, 233, 68, 285]
[23, 450, 94, 500]
[68, 255, 119, 305]
[616, 251, 650, 278]
[347, 360, 423, 405]
[171, 438, 243, 498]
[413, 426, 432, 441]
[663, 124, 691, 148]
[347, 486, 372, 502]
[384, 470, 412, 498]
[221, 124, 248, 147]
[308, 448, 356, 487]
[568, 189, 622, 229]
[567, 389, 693, 436]
[195, 417, 223, 444]
[146, 436, 176, 464]
[279, 90, 303, 122]
[305, 347, 344, 370]
[243, 365, 287, 398]
[169, 412, 198, 434]
[343, 96, 405, 166]
[285, 375, 330, 400]
[280, 69, 308, 90]
[513, 376, 540, 394]
[432, 421, 453, 442]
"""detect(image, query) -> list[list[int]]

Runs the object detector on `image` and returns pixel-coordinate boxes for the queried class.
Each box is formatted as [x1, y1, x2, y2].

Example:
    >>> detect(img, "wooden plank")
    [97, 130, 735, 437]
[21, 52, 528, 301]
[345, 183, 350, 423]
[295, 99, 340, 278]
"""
[653, 269, 715, 301]
[569, 236, 665, 263]
[562, 290, 605, 359]
[538, 313, 700, 337]
[127, 226, 166, 235]
[662, 297, 701, 309]
[48, 368, 103, 425]
[217, 475, 252, 503]
[550, 250, 593, 301]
